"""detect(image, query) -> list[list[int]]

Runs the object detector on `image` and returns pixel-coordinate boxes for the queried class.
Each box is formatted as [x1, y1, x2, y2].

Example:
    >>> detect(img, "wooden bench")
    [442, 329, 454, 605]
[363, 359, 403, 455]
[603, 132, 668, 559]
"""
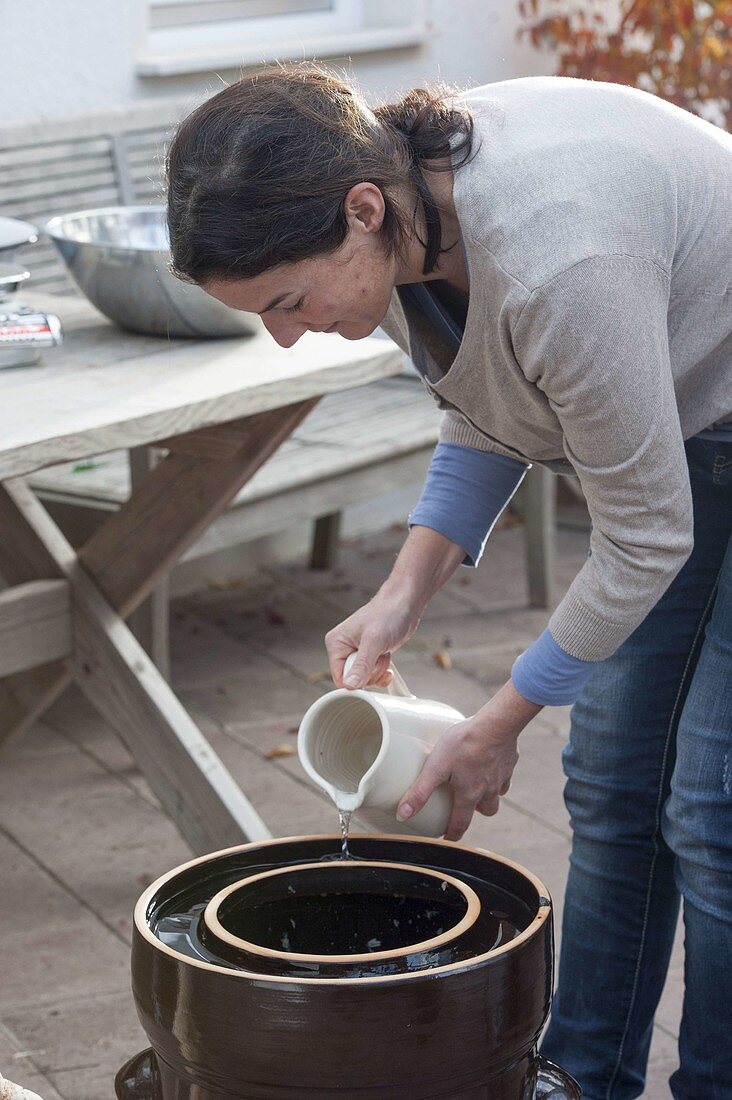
[1, 97, 556, 675]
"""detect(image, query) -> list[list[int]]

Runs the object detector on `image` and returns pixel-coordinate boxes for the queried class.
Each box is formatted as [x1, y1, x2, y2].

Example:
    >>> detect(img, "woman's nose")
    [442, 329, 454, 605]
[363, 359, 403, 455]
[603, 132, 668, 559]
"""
[262, 316, 307, 348]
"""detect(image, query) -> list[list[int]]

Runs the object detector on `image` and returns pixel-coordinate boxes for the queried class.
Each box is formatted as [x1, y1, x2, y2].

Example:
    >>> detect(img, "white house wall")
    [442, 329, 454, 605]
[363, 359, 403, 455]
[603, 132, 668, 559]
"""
[3, 0, 553, 126]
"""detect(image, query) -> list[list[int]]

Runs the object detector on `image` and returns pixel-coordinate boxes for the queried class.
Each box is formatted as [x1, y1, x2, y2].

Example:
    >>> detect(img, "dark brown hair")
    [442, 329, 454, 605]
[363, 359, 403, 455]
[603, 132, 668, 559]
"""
[166, 62, 476, 285]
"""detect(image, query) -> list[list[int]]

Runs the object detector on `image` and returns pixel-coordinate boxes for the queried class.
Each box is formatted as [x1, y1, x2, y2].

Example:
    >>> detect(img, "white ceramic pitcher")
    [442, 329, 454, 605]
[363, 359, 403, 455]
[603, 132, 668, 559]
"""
[297, 655, 464, 836]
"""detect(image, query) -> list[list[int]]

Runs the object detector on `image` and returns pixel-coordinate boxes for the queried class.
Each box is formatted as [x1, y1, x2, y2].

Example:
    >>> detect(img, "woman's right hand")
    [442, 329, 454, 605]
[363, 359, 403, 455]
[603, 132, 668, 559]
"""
[324, 525, 467, 690]
[324, 584, 421, 690]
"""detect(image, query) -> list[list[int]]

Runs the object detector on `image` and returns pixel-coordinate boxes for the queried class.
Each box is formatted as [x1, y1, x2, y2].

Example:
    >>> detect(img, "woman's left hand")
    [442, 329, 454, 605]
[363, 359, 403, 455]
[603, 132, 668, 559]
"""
[395, 679, 542, 842]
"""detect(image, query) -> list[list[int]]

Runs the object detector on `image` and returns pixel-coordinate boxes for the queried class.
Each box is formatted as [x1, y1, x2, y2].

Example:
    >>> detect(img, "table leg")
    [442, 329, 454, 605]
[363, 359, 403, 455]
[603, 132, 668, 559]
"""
[127, 447, 170, 679]
[310, 512, 342, 570]
[0, 663, 69, 752]
[0, 401, 318, 849]
[2, 477, 269, 852]
[523, 466, 556, 609]
[0, 486, 69, 748]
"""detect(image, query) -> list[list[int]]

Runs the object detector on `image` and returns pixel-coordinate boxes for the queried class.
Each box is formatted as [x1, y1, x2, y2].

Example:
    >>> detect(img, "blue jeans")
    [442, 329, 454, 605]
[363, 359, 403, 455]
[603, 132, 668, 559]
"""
[541, 436, 732, 1099]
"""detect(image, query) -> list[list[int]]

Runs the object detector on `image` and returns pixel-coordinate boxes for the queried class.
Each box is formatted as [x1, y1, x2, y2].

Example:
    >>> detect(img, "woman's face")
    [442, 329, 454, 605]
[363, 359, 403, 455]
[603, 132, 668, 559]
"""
[202, 182, 402, 348]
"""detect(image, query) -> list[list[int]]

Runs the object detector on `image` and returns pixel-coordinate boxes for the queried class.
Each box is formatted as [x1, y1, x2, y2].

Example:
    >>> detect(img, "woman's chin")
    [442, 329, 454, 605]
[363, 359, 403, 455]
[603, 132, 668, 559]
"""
[343, 320, 381, 340]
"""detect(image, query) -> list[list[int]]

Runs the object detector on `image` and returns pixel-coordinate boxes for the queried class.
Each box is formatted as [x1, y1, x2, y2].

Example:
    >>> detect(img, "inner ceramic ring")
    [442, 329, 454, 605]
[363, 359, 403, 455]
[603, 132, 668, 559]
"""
[202, 861, 480, 963]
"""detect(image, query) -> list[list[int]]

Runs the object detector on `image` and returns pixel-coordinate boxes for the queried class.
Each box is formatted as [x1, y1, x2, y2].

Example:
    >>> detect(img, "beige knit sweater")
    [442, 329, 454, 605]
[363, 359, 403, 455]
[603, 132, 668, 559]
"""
[378, 77, 732, 662]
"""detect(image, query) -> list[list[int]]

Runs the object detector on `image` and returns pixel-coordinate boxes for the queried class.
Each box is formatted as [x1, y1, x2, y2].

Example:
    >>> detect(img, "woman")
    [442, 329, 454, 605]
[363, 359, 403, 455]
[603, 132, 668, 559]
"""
[167, 64, 732, 1099]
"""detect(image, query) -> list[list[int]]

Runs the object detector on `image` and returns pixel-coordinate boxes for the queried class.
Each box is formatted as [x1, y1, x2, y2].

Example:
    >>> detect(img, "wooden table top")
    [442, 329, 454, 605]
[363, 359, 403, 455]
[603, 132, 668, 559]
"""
[0, 293, 403, 480]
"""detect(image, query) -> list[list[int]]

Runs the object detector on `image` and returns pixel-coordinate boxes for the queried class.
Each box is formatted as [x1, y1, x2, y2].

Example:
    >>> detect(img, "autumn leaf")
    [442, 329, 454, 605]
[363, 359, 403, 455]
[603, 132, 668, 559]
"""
[705, 34, 725, 59]
[207, 577, 245, 590]
[518, 0, 731, 130]
[265, 744, 297, 759]
[432, 650, 453, 670]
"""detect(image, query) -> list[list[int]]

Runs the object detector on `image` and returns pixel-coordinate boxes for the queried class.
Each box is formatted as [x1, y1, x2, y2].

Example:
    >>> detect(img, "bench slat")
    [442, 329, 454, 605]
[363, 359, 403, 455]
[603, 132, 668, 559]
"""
[0, 155, 121, 188]
[1, 185, 121, 220]
[0, 169, 119, 206]
[0, 137, 113, 169]
[124, 143, 168, 166]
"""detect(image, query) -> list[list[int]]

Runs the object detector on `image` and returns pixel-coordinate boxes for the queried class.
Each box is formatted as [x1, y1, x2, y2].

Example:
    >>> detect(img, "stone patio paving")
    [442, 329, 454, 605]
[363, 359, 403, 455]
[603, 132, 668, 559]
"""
[0, 516, 682, 1098]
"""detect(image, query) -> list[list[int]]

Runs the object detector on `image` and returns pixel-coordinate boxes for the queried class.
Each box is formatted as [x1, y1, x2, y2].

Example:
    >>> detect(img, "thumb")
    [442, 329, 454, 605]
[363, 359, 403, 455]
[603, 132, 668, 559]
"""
[343, 641, 389, 688]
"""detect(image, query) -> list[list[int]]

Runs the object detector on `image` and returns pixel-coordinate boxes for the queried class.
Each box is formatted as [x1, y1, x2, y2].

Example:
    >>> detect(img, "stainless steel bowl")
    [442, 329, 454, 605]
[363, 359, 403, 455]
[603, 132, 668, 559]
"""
[45, 206, 263, 339]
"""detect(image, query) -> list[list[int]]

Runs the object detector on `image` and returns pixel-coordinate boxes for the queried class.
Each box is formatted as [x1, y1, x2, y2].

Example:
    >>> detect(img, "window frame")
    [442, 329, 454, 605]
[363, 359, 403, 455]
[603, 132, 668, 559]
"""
[137, 0, 429, 76]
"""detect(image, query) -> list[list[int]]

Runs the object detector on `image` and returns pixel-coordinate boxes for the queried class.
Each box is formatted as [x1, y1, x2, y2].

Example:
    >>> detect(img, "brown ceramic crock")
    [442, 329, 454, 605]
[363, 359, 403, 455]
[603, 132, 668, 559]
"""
[120, 834, 581, 1099]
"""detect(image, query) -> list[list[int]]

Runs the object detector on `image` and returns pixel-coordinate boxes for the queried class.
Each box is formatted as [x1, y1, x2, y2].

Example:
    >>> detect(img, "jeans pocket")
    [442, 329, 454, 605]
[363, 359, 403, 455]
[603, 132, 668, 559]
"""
[712, 449, 732, 486]
[686, 437, 732, 486]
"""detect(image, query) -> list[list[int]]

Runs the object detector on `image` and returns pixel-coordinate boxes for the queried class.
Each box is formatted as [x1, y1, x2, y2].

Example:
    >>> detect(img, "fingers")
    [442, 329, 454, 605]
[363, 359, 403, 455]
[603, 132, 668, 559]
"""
[396, 764, 511, 841]
[476, 794, 500, 817]
[396, 756, 450, 823]
[344, 648, 391, 689]
[325, 629, 387, 689]
[444, 798, 477, 842]
[367, 662, 394, 688]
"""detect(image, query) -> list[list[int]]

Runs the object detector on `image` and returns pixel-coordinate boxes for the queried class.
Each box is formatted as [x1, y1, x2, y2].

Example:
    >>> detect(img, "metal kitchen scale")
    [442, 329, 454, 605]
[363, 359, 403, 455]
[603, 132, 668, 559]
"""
[0, 216, 63, 368]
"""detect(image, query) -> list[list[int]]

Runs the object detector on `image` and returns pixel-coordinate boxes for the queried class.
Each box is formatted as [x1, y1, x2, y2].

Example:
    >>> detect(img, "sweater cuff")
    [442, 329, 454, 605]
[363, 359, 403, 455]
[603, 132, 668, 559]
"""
[548, 590, 633, 662]
[511, 627, 597, 706]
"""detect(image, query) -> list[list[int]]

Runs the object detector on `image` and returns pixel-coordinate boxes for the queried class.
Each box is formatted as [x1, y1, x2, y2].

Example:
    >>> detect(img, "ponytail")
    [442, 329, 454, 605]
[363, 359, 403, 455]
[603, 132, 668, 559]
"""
[374, 87, 475, 273]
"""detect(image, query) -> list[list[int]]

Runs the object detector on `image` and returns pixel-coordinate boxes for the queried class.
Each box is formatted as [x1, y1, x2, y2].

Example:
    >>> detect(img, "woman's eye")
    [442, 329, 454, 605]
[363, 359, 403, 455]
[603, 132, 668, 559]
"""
[284, 298, 304, 314]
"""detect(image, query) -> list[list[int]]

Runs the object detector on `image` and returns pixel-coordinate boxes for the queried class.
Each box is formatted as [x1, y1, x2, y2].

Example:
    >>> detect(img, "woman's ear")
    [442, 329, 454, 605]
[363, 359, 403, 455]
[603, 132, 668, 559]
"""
[343, 182, 386, 234]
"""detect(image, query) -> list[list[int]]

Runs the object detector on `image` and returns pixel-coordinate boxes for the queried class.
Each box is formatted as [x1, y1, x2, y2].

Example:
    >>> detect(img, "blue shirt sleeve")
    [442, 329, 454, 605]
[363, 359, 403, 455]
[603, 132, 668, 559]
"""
[511, 627, 597, 706]
[409, 443, 599, 705]
[409, 442, 528, 566]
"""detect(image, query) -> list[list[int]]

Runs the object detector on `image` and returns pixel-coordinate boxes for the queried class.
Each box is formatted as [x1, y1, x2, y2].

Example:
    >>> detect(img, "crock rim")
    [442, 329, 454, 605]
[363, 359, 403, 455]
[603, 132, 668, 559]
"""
[133, 833, 551, 987]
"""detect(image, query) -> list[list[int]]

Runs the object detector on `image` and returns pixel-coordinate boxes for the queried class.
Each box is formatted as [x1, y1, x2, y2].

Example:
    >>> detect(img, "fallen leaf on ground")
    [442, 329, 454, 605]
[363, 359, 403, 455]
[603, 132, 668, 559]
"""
[307, 670, 332, 683]
[306, 664, 332, 682]
[265, 744, 297, 759]
[458, 576, 471, 586]
[207, 577, 245, 590]
[432, 650, 453, 670]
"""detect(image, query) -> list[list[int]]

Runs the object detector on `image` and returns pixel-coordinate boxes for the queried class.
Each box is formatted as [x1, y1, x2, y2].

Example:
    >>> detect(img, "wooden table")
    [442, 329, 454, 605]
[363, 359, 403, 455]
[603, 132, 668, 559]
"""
[0, 294, 402, 853]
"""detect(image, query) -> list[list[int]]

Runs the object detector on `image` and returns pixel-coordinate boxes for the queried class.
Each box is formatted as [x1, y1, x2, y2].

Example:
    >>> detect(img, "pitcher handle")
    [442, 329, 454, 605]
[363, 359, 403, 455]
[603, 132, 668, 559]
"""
[343, 652, 414, 698]
[386, 663, 414, 698]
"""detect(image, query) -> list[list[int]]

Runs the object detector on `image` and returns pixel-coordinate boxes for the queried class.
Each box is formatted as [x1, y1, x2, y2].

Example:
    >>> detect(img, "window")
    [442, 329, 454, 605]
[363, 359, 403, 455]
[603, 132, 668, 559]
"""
[148, 0, 359, 44]
[138, 0, 428, 76]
